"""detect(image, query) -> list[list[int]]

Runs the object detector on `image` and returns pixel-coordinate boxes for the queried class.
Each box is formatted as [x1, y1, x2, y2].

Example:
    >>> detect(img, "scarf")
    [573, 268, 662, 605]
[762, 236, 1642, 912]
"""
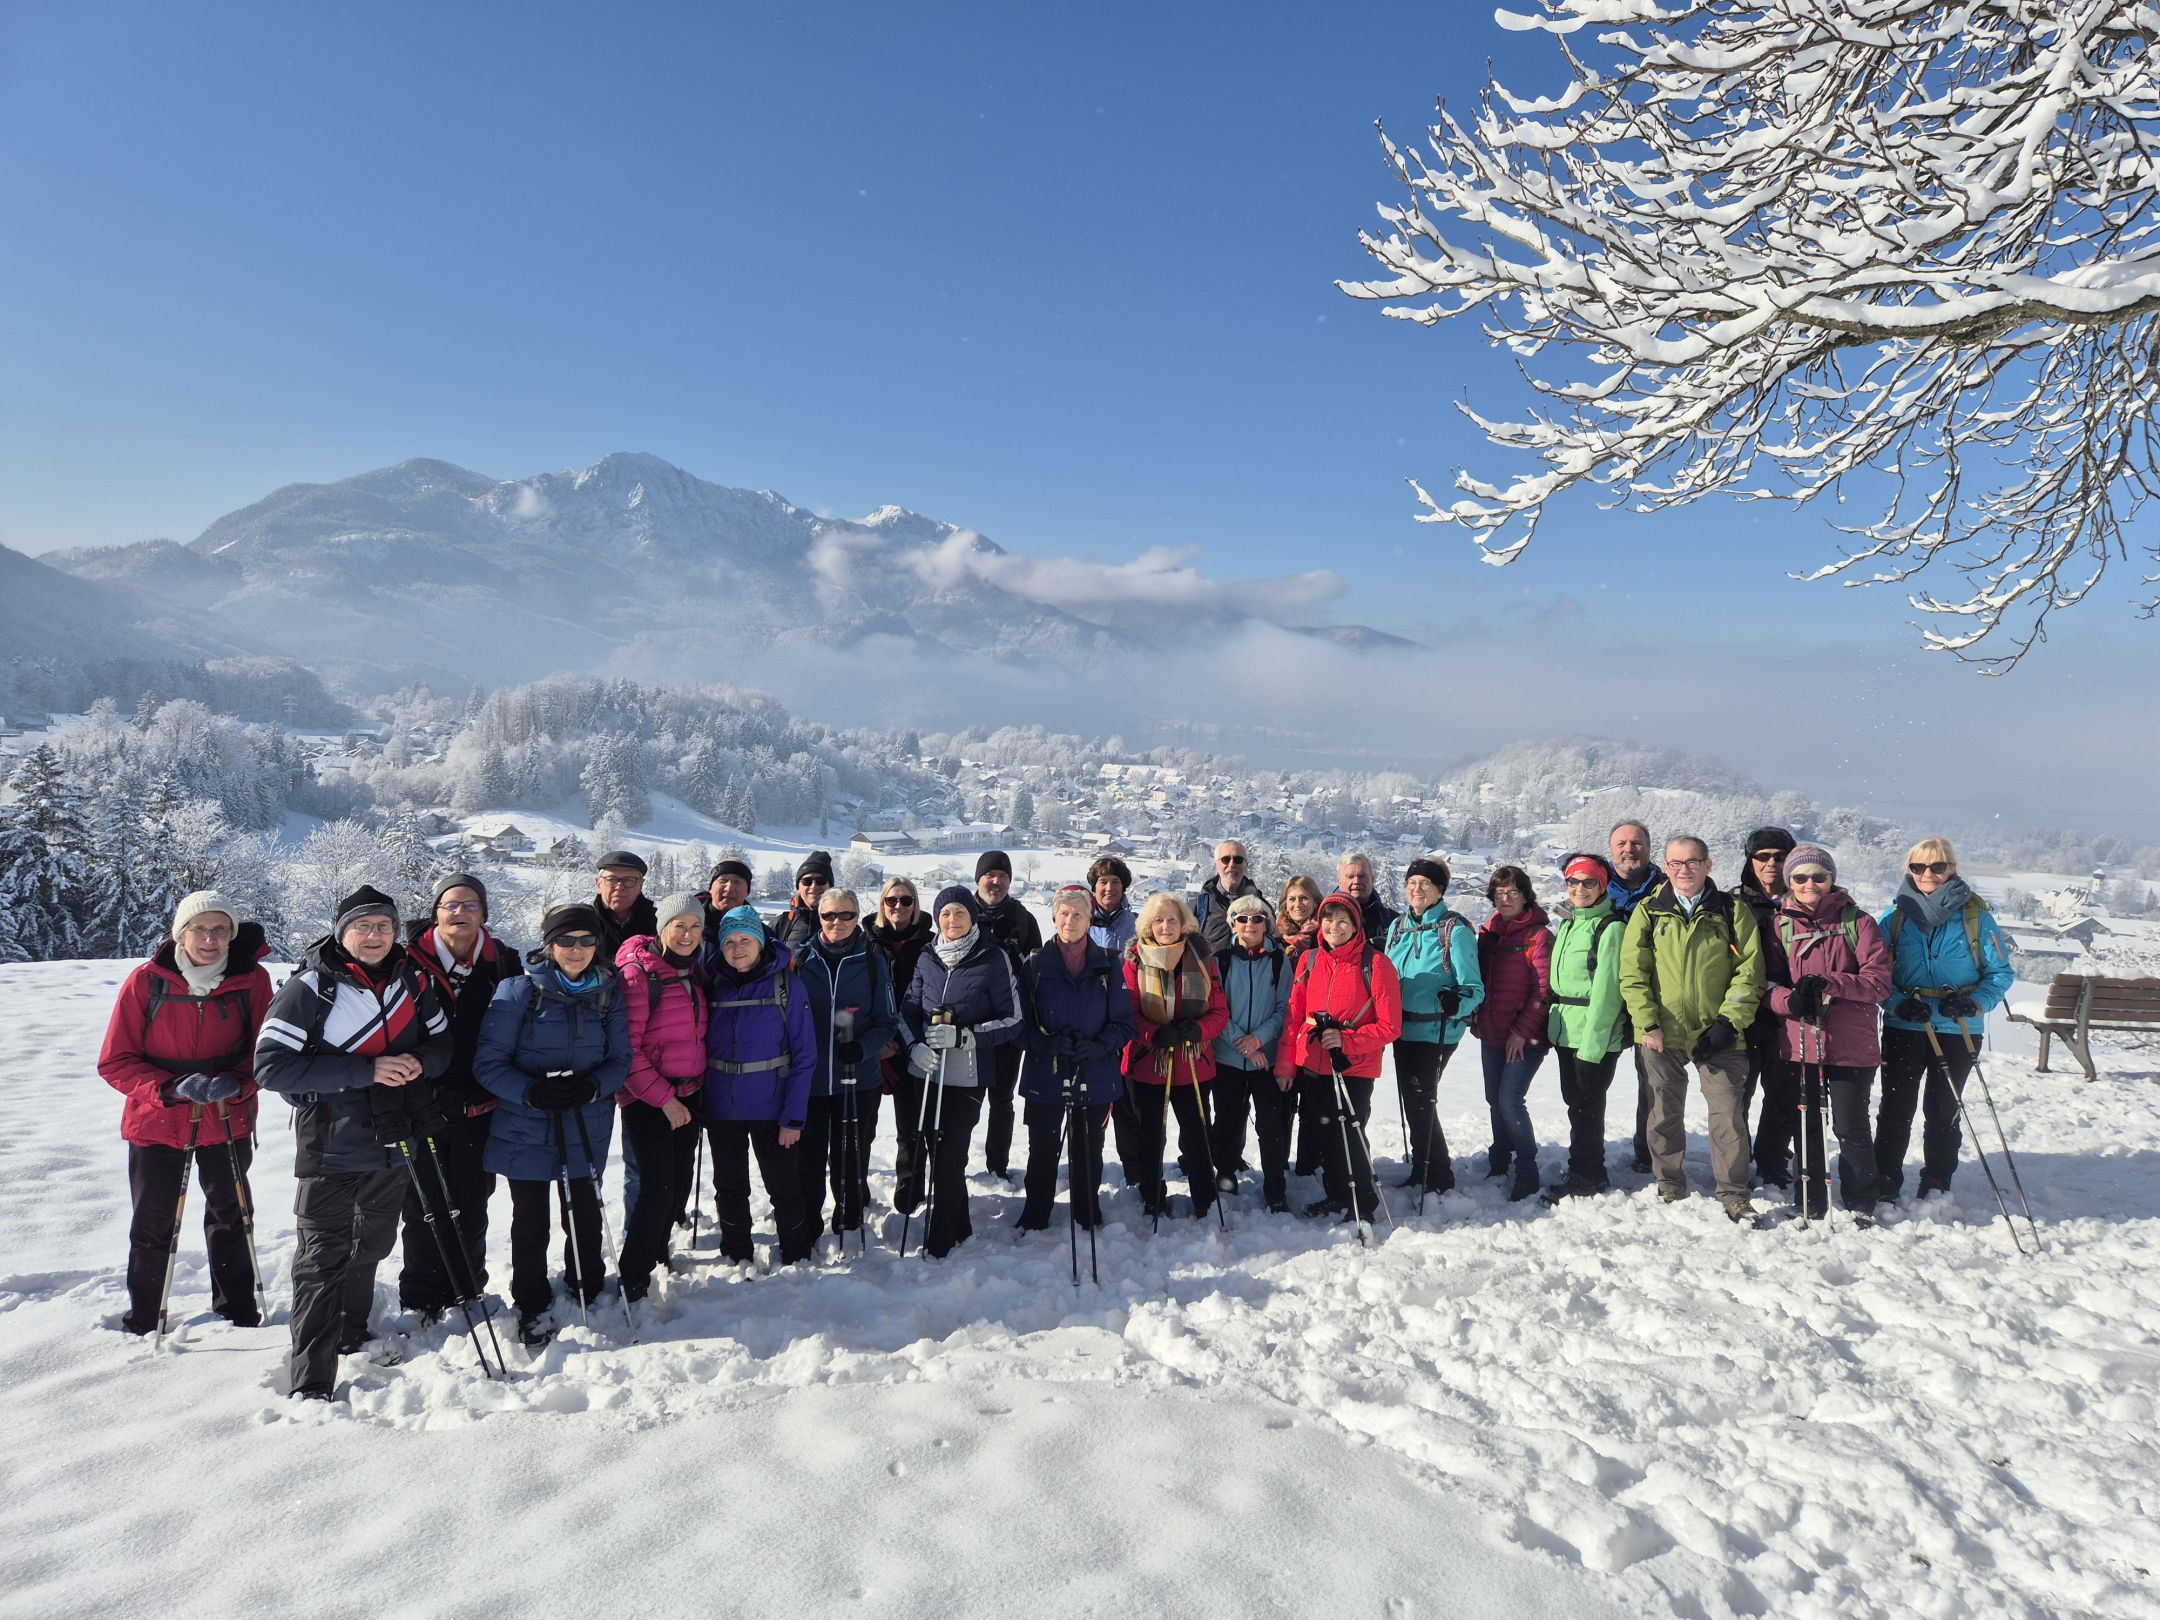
[552, 965, 603, 997]
[934, 925, 979, 969]
[1132, 938, 1212, 1028]
[178, 950, 227, 997]
[1893, 874, 1973, 933]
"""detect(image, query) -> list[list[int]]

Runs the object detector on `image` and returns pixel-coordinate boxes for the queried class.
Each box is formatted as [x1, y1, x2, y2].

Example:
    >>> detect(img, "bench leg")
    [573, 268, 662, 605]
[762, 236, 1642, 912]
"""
[2034, 1029, 2051, 1073]
[2070, 1034, 2096, 1083]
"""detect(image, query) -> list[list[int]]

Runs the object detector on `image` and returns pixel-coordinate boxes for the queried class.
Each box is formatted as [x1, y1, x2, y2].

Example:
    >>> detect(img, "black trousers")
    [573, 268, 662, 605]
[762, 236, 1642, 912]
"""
[1796, 1064, 1879, 1213]
[1019, 1093, 1107, 1228]
[915, 1088, 983, 1258]
[1210, 1063, 1297, 1206]
[1748, 1048, 1802, 1182]
[1110, 1082, 1151, 1188]
[892, 1072, 929, 1214]
[1300, 1071, 1378, 1220]
[1875, 1026, 1976, 1198]
[507, 1173, 604, 1316]
[1554, 1046, 1620, 1188]
[289, 1166, 406, 1395]
[800, 1086, 884, 1236]
[125, 1135, 257, 1331]
[1127, 1078, 1217, 1218]
[617, 1102, 695, 1294]
[708, 1119, 813, 1265]
[1392, 1040, 1458, 1189]
[982, 1044, 1024, 1175]
[397, 1111, 493, 1311]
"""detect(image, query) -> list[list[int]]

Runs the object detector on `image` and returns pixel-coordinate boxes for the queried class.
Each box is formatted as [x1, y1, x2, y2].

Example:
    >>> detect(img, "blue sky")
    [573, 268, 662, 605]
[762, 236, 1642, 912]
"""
[1, 2, 2153, 830]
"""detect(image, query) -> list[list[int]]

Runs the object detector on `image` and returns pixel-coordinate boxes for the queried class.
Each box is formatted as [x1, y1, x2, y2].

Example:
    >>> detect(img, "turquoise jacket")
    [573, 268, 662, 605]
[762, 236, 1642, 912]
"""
[1877, 881, 2013, 1035]
[1383, 905, 1484, 1047]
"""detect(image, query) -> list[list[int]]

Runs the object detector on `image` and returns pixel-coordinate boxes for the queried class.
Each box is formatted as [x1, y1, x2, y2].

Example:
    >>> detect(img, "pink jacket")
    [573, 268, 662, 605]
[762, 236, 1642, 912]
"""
[1764, 888, 1894, 1067]
[614, 936, 709, 1108]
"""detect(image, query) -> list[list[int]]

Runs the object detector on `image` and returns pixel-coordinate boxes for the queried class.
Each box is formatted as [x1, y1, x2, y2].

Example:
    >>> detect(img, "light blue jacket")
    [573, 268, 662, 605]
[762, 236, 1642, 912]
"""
[1212, 944, 1292, 1071]
[1384, 906, 1484, 1047]
[1877, 887, 2013, 1035]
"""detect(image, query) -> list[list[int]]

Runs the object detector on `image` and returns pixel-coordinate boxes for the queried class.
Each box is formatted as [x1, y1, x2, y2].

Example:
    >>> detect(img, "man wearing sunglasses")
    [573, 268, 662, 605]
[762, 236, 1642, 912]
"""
[1192, 842, 1267, 956]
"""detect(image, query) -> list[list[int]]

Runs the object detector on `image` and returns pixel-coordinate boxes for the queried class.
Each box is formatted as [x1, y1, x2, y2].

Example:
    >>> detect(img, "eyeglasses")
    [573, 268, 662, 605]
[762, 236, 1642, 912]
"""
[885, 896, 915, 909]
[344, 920, 395, 938]
[821, 911, 858, 923]
[1788, 873, 1833, 887]
[182, 923, 235, 938]
[1908, 861, 1952, 877]
[553, 933, 599, 949]
[596, 875, 641, 889]
[1667, 856, 1708, 870]
[437, 901, 482, 915]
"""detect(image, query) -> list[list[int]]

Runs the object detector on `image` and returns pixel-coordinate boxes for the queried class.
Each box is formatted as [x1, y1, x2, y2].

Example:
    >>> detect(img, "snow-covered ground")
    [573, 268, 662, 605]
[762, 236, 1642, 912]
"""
[4, 961, 2157, 1619]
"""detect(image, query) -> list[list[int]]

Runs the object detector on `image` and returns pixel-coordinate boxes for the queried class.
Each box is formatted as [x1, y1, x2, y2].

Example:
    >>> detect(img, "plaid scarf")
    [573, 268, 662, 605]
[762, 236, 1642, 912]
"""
[1132, 938, 1213, 1077]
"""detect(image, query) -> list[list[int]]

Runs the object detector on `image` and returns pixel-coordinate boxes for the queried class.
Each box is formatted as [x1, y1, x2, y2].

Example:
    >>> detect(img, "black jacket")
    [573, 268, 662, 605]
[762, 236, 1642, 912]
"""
[1192, 875, 1269, 956]
[403, 921, 526, 1114]
[977, 893, 1042, 962]
[595, 893, 659, 966]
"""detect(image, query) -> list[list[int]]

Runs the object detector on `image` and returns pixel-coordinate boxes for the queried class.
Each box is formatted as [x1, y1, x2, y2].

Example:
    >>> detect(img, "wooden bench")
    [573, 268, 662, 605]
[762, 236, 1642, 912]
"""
[2004, 974, 2160, 1081]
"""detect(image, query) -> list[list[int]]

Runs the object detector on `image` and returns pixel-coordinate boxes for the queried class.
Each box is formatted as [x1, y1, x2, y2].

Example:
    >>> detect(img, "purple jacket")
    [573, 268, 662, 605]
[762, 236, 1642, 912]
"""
[701, 942, 816, 1128]
[615, 935, 710, 1110]
[1764, 888, 1894, 1067]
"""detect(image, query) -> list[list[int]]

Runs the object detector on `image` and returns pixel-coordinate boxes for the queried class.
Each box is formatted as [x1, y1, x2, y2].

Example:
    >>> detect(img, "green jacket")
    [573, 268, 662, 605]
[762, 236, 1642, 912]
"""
[1546, 896, 1630, 1062]
[1618, 883, 1765, 1052]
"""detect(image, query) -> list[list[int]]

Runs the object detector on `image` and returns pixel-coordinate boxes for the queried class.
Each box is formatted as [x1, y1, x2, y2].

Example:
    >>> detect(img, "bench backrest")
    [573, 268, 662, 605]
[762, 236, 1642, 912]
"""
[2044, 973, 2160, 1027]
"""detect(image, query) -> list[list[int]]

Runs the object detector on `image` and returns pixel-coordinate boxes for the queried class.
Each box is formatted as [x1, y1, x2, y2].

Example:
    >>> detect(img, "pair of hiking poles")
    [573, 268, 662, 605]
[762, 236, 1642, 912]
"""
[155, 1098, 268, 1342]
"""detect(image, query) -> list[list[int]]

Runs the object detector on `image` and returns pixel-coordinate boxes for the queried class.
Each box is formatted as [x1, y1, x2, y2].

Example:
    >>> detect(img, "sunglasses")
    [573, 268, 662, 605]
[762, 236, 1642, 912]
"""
[1562, 877, 1603, 889]
[1232, 914, 1268, 925]
[1788, 873, 1833, 887]
[1218, 855, 1247, 866]
[885, 896, 915, 909]
[821, 911, 858, 923]
[553, 933, 599, 948]
[1908, 861, 1952, 877]
[1750, 851, 1785, 863]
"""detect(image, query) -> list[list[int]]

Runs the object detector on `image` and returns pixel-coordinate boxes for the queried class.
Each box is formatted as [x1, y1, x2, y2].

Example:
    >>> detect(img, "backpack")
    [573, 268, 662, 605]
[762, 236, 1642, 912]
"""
[708, 961, 794, 1076]
[1777, 906, 1861, 962]
[1886, 896, 1987, 967]
[1293, 942, 1379, 1029]
[141, 974, 254, 1075]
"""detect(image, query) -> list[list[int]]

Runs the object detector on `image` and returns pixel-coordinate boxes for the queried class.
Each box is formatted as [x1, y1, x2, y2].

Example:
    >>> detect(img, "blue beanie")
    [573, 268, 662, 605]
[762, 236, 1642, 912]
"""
[931, 885, 980, 924]
[717, 904, 765, 944]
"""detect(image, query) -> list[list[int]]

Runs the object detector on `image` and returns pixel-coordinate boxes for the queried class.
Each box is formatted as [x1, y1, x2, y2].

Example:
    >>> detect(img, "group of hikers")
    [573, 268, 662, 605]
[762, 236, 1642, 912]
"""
[96, 820, 2017, 1400]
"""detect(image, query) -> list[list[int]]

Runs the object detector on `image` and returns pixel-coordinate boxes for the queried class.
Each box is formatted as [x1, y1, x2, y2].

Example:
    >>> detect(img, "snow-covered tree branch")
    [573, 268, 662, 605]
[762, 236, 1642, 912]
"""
[1342, 0, 2160, 667]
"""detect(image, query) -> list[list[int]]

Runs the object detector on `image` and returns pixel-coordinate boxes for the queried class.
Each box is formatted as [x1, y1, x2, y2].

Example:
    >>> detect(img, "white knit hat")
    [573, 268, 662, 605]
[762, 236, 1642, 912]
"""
[171, 890, 236, 941]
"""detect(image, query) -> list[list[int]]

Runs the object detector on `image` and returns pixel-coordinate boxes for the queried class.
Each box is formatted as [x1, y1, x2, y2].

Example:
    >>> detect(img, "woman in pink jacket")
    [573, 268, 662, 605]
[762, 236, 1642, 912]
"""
[614, 894, 710, 1300]
[1472, 866, 1554, 1202]
[1762, 845, 1893, 1223]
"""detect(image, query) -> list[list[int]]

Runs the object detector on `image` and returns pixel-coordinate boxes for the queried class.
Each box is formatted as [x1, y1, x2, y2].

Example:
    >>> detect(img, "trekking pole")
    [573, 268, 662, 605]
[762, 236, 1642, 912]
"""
[1953, 1018, 2040, 1250]
[1327, 1067, 1367, 1246]
[552, 1113, 590, 1328]
[155, 1104, 206, 1342]
[211, 1100, 268, 1325]
[418, 1132, 508, 1373]
[1793, 1021, 1813, 1232]
[1808, 1015, 1835, 1230]
[1154, 1052, 1173, 1234]
[1927, 1021, 2033, 1255]
[902, 1011, 953, 1259]
[1417, 1066, 1442, 1218]
[395, 1139, 501, 1378]
[1059, 1061, 1081, 1288]
[567, 1105, 637, 1341]
[1185, 1048, 1228, 1233]
[689, 1122, 705, 1255]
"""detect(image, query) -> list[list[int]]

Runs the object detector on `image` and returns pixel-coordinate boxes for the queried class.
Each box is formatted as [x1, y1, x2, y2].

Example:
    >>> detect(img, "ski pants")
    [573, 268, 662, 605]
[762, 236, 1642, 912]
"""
[1875, 1025, 1976, 1198]
[1127, 1076, 1216, 1218]
[915, 1088, 983, 1259]
[617, 1101, 694, 1294]
[981, 1043, 1023, 1176]
[1211, 1062, 1297, 1207]
[507, 1173, 604, 1316]
[1020, 1093, 1106, 1229]
[799, 1086, 885, 1238]
[1391, 1040, 1457, 1191]
[288, 1165, 405, 1397]
[1553, 1046, 1620, 1189]
[125, 1134, 256, 1332]
[708, 1118, 812, 1266]
[397, 1112, 493, 1312]
[1795, 1063, 1879, 1214]
[1300, 1070, 1378, 1220]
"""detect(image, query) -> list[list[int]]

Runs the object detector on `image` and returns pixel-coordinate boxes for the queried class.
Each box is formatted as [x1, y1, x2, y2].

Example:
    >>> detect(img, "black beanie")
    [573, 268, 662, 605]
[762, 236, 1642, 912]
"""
[976, 850, 1012, 879]
[432, 872, 489, 921]
[1406, 856, 1451, 892]
[709, 858, 754, 885]
[1744, 826, 1797, 859]
[796, 849, 835, 885]
[539, 903, 604, 946]
[332, 884, 398, 939]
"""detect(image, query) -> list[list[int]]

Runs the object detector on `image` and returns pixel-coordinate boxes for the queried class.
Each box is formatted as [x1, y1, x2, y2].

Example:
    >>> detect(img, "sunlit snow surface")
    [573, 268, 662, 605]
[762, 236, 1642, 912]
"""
[3, 960, 2156, 1618]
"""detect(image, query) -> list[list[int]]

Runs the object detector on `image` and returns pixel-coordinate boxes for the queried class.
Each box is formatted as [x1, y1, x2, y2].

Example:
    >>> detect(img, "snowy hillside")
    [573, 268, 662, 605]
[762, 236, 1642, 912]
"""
[3, 962, 2157, 1617]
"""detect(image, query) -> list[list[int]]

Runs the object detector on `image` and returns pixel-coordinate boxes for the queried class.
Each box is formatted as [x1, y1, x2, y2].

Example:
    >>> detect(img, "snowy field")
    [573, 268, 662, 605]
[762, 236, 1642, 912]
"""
[3, 961, 2158, 1620]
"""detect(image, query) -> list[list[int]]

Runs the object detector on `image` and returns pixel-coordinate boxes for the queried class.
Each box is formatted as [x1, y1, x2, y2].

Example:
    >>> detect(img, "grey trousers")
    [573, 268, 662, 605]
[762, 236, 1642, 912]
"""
[1642, 1042, 1751, 1203]
[289, 1166, 406, 1396]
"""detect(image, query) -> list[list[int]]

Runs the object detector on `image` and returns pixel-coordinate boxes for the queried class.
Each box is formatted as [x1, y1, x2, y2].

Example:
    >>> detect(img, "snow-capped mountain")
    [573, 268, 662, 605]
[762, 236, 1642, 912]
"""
[42, 453, 1404, 693]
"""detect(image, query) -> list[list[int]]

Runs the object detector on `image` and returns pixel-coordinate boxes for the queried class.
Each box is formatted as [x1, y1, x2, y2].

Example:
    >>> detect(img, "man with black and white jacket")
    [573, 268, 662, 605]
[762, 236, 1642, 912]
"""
[255, 884, 451, 1401]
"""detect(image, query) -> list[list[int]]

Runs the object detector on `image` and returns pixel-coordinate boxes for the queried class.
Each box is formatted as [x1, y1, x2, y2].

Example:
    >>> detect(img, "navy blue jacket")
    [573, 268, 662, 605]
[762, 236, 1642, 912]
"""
[475, 968, 631, 1179]
[795, 934, 902, 1098]
[903, 933, 1024, 1091]
[1020, 942, 1137, 1105]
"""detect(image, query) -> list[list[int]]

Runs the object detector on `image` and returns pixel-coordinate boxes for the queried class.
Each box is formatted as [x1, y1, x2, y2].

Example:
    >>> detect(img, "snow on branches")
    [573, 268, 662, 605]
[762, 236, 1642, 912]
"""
[1342, 0, 2160, 667]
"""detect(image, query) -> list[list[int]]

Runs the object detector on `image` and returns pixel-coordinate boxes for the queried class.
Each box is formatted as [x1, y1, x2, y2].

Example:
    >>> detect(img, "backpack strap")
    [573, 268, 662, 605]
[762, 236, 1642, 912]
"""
[140, 972, 255, 1075]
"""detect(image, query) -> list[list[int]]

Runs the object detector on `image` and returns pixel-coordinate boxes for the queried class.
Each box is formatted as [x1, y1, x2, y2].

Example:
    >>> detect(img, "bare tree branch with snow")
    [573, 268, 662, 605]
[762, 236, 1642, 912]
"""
[1342, 0, 2160, 667]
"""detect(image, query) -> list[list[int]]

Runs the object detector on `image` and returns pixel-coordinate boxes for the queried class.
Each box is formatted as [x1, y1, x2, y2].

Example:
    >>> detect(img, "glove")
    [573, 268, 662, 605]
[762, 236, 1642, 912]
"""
[1894, 997, 1932, 1024]
[1051, 1029, 1083, 1061]
[835, 1039, 865, 1067]
[1787, 976, 1827, 1020]
[526, 1073, 598, 1109]
[163, 1072, 242, 1105]
[1327, 1045, 1351, 1075]
[923, 1022, 960, 1051]
[1940, 993, 1980, 1020]
[1158, 1018, 1201, 1049]
[1437, 988, 1464, 1019]
[1690, 1017, 1738, 1062]
[402, 1079, 449, 1136]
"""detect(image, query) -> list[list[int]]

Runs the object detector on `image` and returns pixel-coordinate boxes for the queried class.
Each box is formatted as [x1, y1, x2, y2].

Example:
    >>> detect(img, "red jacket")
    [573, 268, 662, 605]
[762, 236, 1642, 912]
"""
[1473, 905, 1553, 1048]
[1275, 906, 1404, 1081]
[1121, 936, 1230, 1086]
[615, 935, 711, 1108]
[98, 928, 274, 1148]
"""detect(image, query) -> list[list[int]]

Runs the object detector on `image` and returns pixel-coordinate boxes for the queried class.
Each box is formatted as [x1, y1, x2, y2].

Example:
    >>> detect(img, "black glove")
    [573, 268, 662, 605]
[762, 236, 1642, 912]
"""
[1436, 988, 1464, 1019]
[1787, 976, 1827, 1020]
[835, 1039, 865, 1067]
[1327, 1044, 1351, 1075]
[1940, 993, 1980, 1020]
[404, 1079, 449, 1136]
[1894, 996, 1932, 1024]
[1691, 1017, 1738, 1062]
[1050, 1029, 1083, 1061]
[527, 1073, 598, 1109]
[1158, 1018, 1201, 1049]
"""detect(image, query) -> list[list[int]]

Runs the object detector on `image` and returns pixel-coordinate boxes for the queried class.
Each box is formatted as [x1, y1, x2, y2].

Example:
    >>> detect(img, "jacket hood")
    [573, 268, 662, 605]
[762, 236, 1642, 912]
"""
[1314, 892, 1368, 957]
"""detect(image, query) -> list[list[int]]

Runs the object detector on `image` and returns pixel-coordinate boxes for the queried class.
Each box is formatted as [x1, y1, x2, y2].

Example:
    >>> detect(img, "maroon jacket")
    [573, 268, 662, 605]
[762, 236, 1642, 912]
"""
[1472, 905, 1554, 1049]
[1763, 887, 1894, 1067]
[98, 927, 274, 1148]
[615, 934, 711, 1108]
